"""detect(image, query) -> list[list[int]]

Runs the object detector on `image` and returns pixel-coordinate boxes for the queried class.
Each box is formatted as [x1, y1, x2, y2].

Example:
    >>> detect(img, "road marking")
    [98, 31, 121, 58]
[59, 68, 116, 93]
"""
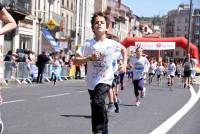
[40, 93, 72, 99]
[150, 86, 200, 134]
[78, 90, 87, 93]
[2, 99, 25, 104]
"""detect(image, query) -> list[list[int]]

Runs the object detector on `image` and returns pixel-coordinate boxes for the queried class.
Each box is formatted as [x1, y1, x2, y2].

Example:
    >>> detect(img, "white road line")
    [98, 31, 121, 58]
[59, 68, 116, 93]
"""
[40, 93, 72, 99]
[78, 90, 87, 93]
[150, 86, 200, 134]
[2, 99, 26, 104]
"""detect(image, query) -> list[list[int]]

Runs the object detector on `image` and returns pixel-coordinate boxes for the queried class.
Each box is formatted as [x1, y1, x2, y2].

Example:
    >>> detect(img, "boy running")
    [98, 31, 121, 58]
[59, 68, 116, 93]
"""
[73, 12, 127, 134]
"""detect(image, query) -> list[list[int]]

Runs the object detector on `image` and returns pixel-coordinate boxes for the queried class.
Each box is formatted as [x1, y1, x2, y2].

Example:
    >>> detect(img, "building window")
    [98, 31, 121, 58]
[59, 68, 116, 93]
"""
[62, 0, 64, 5]
[66, 14, 68, 29]
[71, 16, 73, 29]
[71, 1, 73, 10]
[176, 51, 179, 56]
[185, 18, 188, 23]
[67, 0, 69, 9]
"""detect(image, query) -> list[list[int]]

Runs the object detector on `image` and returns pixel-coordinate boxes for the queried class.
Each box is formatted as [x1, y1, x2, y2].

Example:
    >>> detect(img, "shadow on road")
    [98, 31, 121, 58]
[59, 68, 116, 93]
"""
[119, 104, 135, 107]
[61, 115, 91, 119]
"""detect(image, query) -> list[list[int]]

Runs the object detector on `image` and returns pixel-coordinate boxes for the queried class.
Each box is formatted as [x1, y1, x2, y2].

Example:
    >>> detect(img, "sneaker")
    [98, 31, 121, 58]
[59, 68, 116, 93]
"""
[187, 85, 190, 89]
[184, 83, 186, 88]
[107, 103, 115, 112]
[0, 113, 4, 134]
[135, 101, 140, 107]
[114, 102, 119, 113]
[117, 98, 121, 104]
[141, 87, 146, 98]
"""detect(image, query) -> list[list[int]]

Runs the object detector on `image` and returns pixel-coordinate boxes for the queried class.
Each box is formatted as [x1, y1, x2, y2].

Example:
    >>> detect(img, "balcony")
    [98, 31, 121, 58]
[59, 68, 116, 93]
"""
[5, 0, 31, 21]
[194, 30, 200, 35]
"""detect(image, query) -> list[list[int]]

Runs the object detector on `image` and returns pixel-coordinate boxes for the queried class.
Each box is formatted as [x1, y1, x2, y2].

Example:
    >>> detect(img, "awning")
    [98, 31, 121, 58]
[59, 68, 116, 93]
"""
[41, 28, 60, 52]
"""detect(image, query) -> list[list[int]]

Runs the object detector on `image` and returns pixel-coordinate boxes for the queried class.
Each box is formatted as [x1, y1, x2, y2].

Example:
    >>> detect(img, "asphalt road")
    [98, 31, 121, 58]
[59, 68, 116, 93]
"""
[1, 77, 200, 134]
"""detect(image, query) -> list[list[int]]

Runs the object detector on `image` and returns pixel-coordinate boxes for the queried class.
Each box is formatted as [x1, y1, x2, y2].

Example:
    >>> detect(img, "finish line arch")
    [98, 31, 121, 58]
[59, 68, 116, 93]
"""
[121, 37, 199, 62]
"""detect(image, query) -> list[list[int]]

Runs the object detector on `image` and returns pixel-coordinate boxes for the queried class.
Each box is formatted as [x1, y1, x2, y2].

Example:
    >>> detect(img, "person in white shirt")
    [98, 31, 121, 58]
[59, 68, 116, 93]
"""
[148, 59, 156, 84]
[167, 58, 176, 86]
[51, 55, 61, 86]
[73, 12, 127, 134]
[155, 61, 165, 86]
[129, 47, 150, 107]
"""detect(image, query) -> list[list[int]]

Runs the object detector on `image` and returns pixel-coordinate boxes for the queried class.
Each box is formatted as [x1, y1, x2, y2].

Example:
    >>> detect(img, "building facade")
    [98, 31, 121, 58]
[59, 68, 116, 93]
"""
[160, 4, 191, 59]
[192, 9, 200, 52]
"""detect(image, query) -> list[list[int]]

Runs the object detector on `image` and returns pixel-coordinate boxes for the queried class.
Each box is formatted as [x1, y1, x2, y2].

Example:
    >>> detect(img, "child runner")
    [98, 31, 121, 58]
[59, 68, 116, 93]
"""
[167, 58, 176, 86]
[129, 47, 149, 107]
[73, 12, 127, 134]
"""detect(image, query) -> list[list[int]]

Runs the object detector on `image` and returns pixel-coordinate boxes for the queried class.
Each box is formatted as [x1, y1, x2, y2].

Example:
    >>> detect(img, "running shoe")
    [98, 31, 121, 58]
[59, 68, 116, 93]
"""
[135, 101, 140, 107]
[0, 113, 4, 134]
[107, 103, 115, 112]
[114, 102, 119, 113]
[184, 83, 186, 88]
[141, 87, 146, 98]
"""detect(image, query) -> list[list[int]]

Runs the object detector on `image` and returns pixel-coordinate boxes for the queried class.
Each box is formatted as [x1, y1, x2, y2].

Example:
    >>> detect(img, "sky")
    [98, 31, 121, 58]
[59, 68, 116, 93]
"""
[122, 0, 200, 17]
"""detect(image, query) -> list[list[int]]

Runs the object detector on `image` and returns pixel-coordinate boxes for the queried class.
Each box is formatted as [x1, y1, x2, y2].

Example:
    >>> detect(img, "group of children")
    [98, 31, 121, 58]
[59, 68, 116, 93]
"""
[147, 57, 196, 88]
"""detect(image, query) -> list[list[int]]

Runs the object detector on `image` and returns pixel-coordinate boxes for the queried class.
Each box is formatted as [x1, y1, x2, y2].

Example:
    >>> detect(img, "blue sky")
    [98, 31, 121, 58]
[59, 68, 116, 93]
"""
[122, 0, 200, 17]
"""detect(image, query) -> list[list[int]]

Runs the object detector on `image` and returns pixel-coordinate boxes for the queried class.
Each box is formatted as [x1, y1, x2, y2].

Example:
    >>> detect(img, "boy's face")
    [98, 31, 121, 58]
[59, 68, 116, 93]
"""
[136, 48, 143, 57]
[93, 16, 107, 35]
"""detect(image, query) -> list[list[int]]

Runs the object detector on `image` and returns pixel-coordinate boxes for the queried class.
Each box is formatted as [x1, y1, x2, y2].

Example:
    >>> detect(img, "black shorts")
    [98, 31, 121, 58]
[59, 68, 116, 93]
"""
[157, 75, 162, 78]
[184, 70, 192, 77]
[112, 74, 120, 88]
[149, 73, 155, 77]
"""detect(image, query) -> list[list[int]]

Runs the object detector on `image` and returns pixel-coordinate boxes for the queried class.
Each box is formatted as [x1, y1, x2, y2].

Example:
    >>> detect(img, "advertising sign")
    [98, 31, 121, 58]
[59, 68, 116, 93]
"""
[135, 42, 175, 50]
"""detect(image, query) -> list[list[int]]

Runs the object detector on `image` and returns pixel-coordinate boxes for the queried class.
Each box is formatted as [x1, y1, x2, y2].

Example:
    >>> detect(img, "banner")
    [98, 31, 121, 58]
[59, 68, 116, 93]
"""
[135, 42, 175, 50]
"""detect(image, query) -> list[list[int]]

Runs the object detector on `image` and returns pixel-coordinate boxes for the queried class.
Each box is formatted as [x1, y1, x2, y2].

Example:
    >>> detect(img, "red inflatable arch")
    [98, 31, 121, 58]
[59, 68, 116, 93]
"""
[121, 37, 199, 62]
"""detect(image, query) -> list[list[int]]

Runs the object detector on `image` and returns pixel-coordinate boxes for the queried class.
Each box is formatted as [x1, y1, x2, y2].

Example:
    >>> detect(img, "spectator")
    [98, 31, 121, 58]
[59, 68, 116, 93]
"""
[36, 51, 50, 83]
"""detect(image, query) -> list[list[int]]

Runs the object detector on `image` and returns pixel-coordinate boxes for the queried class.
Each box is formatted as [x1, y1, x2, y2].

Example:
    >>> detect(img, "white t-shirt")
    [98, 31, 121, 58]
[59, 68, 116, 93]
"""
[156, 65, 165, 75]
[130, 56, 149, 80]
[112, 52, 121, 74]
[149, 63, 156, 74]
[76, 38, 123, 90]
[52, 60, 61, 75]
[167, 63, 176, 76]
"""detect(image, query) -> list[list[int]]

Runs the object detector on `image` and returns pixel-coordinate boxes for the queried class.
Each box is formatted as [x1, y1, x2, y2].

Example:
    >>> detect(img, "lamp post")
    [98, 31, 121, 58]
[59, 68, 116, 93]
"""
[187, 0, 193, 56]
[37, 12, 42, 55]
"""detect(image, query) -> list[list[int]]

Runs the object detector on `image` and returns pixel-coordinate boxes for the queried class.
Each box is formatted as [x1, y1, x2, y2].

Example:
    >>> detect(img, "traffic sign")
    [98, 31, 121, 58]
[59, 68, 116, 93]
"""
[47, 19, 57, 30]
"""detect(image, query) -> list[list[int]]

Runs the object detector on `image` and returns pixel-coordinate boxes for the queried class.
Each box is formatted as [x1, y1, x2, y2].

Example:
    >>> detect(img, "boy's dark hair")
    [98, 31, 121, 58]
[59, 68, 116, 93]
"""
[170, 58, 174, 62]
[91, 12, 110, 30]
[136, 47, 143, 52]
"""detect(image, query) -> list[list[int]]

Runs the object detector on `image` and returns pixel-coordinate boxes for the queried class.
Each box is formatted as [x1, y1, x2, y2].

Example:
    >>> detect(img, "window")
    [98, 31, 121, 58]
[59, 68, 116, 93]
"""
[67, 0, 69, 9]
[71, 1, 73, 10]
[71, 16, 73, 29]
[176, 51, 179, 56]
[185, 18, 188, 23]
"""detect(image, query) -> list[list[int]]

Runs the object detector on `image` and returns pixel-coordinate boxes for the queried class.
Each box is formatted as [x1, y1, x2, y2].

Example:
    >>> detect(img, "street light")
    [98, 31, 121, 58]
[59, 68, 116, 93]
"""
[187, 0, 193, 56]
[37, 12, 42, 55]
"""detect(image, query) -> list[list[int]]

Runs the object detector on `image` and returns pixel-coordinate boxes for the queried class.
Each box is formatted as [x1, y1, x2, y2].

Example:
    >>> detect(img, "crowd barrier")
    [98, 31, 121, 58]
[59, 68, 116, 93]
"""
[1, 62, 86, 85]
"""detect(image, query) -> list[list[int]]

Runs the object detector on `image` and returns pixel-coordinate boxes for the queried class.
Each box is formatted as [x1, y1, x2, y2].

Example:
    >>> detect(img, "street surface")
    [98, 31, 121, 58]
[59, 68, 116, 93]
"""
[1, 77, 200, 134]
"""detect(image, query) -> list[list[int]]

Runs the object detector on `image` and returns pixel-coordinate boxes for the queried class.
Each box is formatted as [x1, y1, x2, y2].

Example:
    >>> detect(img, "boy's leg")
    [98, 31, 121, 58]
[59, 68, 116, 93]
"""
[88, 83, 110, 133]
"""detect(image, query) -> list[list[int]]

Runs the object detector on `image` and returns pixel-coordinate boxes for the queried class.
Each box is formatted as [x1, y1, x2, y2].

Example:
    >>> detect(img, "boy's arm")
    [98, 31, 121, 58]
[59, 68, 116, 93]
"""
[73, 53, 94, 66]
[119, 46, 127, 72]
[0, 8, 17, 35]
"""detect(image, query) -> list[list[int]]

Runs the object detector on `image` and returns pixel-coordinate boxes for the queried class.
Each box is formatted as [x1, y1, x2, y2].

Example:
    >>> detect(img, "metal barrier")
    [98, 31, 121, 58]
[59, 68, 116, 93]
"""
[16, 62, 32, 84]
[3, 62, 71, 85]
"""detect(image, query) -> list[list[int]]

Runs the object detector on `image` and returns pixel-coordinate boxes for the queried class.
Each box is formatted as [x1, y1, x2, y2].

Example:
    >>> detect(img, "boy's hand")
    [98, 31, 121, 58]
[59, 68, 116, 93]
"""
[92, 51, 101, 61]
[119, 64, 127, 73]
